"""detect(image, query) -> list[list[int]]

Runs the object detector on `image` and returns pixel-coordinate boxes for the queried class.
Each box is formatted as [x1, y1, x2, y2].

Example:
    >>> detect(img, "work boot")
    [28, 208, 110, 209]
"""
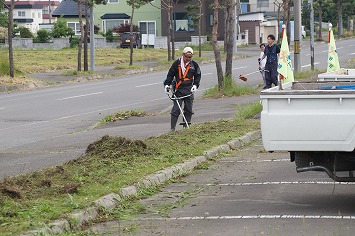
[171, 115, 178, 131]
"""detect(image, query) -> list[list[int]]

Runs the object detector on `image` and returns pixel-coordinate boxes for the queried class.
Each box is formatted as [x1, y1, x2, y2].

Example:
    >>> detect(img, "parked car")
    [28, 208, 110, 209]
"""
[120, 32, 142, 48]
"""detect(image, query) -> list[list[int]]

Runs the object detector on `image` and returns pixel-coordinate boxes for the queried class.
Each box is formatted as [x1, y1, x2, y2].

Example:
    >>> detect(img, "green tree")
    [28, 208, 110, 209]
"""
[126, 0, 153, 65]
[185, 0, 203, 58]
[301, 0, 310, 31]
[314, 0, 334, 40]
[19, 27, 33, 38]
[51, 16, 72, 38]
[36, 29, 52, 43]
[0, 12, 7, 28]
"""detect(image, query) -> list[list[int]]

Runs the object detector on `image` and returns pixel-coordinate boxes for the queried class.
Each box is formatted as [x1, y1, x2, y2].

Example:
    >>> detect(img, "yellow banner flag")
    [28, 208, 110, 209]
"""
[327, 29, 340, 72]
[277, 28, 294, 84]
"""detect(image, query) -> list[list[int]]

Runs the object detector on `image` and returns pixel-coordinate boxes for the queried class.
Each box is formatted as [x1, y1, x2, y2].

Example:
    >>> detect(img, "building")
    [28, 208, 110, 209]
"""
[52, 0, 162, 47]
[4, 1, 60, 33]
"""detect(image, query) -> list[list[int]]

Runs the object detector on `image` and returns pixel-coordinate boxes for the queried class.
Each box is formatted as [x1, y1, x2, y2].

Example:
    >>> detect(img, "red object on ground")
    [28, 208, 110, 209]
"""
[239, 75, 248, 82]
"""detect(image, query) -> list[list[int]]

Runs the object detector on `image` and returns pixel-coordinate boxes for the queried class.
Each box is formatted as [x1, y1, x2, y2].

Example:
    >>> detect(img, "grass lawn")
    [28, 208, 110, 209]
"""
[0, 102, 261, 235]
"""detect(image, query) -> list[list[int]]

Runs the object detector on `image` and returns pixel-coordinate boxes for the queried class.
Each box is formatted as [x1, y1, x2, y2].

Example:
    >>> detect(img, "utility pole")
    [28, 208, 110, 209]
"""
[233, 0, 237, 55]
[90, 5, 95, 71]
[309, 0, 315, 70]
[294, 0, 301, 72]
[48, 0, 51, 24]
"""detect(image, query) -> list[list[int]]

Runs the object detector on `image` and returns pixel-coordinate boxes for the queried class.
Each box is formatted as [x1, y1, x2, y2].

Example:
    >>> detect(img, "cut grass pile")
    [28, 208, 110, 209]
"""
[94, 109, 149, 128]
[203, 76, 259, 98]
[0, 102, 261, 235]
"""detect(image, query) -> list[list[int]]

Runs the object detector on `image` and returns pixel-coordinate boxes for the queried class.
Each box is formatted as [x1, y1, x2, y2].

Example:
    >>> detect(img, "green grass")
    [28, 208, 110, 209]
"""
[114, 64, 147, 70]
[61, 70, 95, 76]
[203, 76, 259, 98]
[0, 103, 260, 235]
[294, 69, 326, 81]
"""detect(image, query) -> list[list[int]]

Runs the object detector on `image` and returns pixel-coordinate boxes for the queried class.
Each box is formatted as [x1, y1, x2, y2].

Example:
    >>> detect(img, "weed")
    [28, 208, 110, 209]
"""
[203, 76, 258, 98]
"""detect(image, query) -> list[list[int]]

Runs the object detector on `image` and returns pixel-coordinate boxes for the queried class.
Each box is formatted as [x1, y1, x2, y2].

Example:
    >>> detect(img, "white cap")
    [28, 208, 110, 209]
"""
[183, 47, 193, 54]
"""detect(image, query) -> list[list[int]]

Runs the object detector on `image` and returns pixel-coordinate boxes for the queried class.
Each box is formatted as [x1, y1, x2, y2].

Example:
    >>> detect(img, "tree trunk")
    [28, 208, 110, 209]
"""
[8, 0, 15, 78]
[167, 7, 171, 61]
[129, 0, 135, 66]
[318, 6, 322, 40]
[224, 4, 228, 53]
[78, 0, 84, 71]
[211, 0, 224, 92]
[225, 0, 234, 78]
[347, 15, 350, 32]
[171, 2, 175, 60]
[337, 0, 343, 37]
[283, 0, 290, 45]
[84, 0, 89, 71]
[198, 0, 202, 58]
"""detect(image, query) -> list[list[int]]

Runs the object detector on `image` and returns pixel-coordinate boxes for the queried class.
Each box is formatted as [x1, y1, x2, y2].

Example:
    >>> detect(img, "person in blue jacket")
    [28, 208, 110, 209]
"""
[262, 34, 280, 89]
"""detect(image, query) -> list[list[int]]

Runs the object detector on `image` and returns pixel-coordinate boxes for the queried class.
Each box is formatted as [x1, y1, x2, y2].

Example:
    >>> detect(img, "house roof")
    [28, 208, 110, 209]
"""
[14, 4, 43, 9]
[14, 18, 34, 23]
[100, 13, 130, 20]
[52, 0, 87, 18]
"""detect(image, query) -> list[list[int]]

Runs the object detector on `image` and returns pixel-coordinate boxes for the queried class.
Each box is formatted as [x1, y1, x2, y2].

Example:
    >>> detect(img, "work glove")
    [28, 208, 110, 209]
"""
[191, 85, 197, 93]
[164, 85, 170, 94]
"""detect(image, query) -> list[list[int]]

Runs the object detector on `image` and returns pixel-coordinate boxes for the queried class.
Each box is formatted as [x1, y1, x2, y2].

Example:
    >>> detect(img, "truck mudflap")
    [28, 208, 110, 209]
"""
[291, 151, 355, 182]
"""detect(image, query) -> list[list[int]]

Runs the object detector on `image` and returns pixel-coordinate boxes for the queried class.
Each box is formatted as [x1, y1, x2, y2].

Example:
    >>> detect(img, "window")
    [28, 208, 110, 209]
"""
[68, 22, 81, 35]
[43, 6, 49, 14]
[257, 0, 269, 8]
[174, 12, 195, 32]
[18, 11, 25, 17]
[38, 12, 41, 18]
[209, 14, 213, 26]
[108, 0, 119, 3]
[32, 12, 35, 18]
[103, 19, 129, 33]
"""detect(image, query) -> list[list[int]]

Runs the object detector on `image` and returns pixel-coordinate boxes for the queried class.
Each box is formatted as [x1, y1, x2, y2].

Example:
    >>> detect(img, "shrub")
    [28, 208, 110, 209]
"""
[35, 29, 52, 43]
[105, 29, 114, 42]
[70, 37, 80, 48]
[19, 27, 33, 38]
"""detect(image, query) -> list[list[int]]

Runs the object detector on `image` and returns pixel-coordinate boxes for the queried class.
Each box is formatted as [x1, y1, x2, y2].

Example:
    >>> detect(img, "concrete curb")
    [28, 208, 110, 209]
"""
[23, 131, 261, 235]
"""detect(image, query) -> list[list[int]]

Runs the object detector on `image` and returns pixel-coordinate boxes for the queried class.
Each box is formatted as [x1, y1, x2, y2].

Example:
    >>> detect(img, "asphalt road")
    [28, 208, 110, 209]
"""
[89, 140, 355, 235]
[0, 38, 355, 179]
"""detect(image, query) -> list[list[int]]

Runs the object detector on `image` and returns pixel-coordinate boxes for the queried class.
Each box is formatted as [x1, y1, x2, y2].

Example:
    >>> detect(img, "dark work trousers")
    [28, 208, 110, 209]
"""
[171, 93, 194, 125]
[264, 62, 278, 88]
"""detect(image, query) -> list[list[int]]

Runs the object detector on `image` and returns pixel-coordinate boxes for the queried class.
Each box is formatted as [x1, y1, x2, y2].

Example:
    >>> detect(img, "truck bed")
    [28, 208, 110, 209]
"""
[260, 81, 355, 152]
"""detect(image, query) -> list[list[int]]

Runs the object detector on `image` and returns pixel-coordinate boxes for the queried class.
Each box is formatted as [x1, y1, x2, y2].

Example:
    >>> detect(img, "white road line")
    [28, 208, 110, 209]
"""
[57, 92, 103, 101]
[146, 215, 355, 221]
[232, 66, 248, 70]
[306, 54, 310, 56]
[220, 159, 289, 163]
[54, 96, 167, 121]
[203, 72, 213, 76]
[135, 82, 162, 88]
[206, 181, 355, 186]
[322, 50, 328, 53]
[0, 107, 5, 110]
[301, 62, 320, 68]
[337, 47, 344, 49]
[349, 52, 355, 55]
[243, 71, 259, 76]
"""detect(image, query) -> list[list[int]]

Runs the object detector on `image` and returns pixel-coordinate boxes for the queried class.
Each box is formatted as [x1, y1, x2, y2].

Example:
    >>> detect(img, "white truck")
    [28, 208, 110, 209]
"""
[260, 80, 355, 182]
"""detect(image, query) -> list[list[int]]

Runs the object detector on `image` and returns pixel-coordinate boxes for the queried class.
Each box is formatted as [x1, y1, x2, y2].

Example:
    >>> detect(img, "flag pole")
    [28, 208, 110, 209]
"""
[279, 24, 286, 91]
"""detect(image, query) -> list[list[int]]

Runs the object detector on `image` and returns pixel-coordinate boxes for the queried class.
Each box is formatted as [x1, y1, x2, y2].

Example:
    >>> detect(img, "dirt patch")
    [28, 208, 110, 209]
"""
[0, 182, 24, 199]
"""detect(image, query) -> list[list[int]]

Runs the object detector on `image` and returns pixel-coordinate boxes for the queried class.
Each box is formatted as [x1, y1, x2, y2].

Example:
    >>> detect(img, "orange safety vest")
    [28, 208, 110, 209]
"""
[176, 63, 192, 91]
